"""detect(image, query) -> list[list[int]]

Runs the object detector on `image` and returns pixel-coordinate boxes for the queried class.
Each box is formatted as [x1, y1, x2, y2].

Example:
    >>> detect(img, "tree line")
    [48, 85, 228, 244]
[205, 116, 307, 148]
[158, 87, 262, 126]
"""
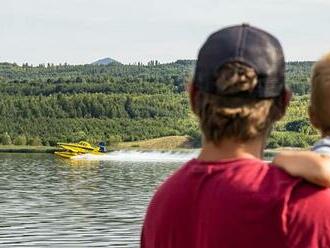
[0, 61, 318, 148]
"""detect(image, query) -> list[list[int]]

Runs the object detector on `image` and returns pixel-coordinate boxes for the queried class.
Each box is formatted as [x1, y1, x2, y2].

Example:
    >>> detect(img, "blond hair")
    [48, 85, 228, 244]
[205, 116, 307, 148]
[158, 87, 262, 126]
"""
[193, 62, 285, 144]
[311, 53, 330, 134]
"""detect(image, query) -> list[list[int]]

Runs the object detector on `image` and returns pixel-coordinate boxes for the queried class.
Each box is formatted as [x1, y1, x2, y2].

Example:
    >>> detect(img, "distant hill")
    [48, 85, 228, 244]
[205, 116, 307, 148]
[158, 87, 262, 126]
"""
[92, 57, 121, 65]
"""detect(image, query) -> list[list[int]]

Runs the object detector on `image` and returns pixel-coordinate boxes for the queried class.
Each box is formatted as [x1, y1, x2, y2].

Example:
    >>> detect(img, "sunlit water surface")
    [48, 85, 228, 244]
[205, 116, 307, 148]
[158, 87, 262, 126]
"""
[0, 151, 199, 247]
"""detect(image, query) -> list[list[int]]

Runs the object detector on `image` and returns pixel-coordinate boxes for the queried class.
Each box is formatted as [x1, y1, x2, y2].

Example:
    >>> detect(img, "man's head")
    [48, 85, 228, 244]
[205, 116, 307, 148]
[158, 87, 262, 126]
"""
[190, 24, 289, 145]
[310, 53, 330, 136]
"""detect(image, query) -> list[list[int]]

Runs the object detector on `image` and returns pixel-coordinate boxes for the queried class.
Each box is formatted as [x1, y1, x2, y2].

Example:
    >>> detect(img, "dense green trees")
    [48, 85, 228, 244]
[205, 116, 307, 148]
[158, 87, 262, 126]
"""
[0, 94, 188, 119]
[0, 61, 319, 147]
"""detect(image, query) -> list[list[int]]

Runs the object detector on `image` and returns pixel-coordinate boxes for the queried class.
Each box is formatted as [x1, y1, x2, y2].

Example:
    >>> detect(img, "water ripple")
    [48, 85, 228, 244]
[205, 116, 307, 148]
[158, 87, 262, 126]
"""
[0, 153, 183, 247]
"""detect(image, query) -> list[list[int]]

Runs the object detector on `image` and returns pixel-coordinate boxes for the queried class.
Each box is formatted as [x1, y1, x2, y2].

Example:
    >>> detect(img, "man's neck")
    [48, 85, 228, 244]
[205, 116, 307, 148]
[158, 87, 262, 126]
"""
[197, 137, 265, 162]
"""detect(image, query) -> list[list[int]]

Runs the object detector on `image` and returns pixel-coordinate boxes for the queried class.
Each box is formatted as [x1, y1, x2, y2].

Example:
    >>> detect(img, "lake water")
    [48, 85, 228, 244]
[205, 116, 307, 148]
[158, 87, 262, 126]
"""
[0, 151, 198, 247]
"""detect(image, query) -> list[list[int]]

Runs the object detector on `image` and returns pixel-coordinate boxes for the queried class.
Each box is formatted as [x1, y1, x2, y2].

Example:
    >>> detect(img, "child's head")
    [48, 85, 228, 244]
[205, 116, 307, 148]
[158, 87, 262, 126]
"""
[310, 53, 330, 136]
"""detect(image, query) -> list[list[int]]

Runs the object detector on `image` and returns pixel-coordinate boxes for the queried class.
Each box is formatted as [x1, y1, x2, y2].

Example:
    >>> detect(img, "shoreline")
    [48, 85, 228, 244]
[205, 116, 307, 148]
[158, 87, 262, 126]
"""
[0, 135, 308, 154]
[0, 145, 302, 156]
[0, 145, 196, 154]
[0, 145, 58, 153]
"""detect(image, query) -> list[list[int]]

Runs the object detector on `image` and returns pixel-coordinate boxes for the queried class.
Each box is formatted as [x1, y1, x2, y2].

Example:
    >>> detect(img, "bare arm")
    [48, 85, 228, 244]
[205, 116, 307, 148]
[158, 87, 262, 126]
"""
[273, 151, 330, 187]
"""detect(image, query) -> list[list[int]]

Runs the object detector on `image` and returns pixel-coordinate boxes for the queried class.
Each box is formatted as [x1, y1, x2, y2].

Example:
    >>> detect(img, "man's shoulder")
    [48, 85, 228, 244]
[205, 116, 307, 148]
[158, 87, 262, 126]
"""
[288, 180, 330, 212]
[262, 165, 330, 246]
[286, 182, 330, 246]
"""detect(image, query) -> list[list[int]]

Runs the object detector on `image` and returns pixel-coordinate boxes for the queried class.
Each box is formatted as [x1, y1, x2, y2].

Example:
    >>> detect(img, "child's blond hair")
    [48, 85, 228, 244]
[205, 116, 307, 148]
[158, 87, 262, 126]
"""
[311, 53, 330, 134]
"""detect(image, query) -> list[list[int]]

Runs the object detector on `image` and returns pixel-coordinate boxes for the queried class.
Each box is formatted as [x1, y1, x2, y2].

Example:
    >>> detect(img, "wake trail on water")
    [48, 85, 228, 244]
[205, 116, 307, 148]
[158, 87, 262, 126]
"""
[72, 150, 199, 162]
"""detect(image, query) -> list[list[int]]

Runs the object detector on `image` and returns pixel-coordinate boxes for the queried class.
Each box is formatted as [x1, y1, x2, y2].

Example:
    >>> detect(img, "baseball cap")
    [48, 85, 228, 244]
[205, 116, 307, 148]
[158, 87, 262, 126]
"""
[193, 24, 285, 99]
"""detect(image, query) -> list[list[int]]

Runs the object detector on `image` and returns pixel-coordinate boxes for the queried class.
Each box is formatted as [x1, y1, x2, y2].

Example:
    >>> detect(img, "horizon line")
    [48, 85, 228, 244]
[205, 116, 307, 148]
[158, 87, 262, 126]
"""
[0, 59, 316, 67]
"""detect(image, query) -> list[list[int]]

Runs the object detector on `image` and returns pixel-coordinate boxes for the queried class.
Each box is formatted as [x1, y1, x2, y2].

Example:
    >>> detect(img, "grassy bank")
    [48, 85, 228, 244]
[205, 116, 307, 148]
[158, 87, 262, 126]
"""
[0, 145, 58, 153]
[0, 136, 193, 153]
[115, 136, 193, 150]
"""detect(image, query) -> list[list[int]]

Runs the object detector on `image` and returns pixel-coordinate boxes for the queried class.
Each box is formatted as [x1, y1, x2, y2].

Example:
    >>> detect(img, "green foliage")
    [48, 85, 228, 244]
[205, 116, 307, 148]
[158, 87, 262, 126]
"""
[13, 135, 27, 146]
[267, 131, 319, 149]
[186, 129, 202, 147]
[107, 135, 123, 146]
[0, 61, 321, 148]
[27, 137, 43, 146]
[285, 119, 309, 132]
[0, 132, 12, 145]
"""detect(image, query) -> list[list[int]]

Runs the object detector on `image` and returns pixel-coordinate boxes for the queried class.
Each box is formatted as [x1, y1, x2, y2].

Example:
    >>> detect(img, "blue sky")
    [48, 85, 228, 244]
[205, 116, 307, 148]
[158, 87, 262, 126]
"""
[0, 0, 329, 65]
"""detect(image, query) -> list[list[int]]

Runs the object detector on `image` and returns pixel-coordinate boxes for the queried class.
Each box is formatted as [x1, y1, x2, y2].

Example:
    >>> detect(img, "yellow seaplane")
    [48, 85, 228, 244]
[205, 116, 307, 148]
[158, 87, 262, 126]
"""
[54, 141, 107, 159]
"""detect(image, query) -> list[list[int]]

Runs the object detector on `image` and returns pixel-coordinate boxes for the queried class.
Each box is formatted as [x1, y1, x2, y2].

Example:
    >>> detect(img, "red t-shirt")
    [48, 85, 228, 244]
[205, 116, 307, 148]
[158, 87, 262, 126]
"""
[141, 158, 330, 248]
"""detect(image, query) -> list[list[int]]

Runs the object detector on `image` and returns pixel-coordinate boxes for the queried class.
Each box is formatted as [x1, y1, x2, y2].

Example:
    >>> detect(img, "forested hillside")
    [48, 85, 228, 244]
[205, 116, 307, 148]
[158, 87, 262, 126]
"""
[0, 60, 316, 147]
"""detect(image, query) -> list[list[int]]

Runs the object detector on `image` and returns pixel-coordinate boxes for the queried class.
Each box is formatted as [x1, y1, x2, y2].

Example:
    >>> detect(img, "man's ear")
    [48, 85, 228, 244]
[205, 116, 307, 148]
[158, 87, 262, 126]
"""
[282, 87, 292, 108]
[187, 82, 198, 114]
[272, 87, 292, 121]
[308, 105, 321, 129]
[276, 87, 292, 120]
